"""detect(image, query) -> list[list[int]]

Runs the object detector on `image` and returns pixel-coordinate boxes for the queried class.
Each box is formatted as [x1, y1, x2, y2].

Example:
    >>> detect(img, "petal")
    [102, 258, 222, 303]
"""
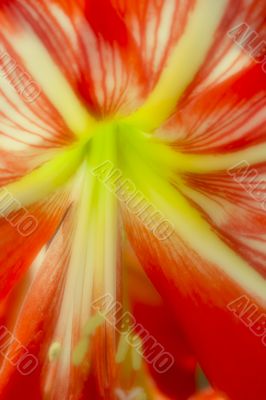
[0, 2, 94, 135]
[0, 0, 144, 117]
[0, 216, 71, 400]
[125, 215, 266, 399]
[158, 65, 266, 278]
[126, 0, 265, 132]
[125, 0, 227, 131]
[160, 63, 266, 156]
[0, 0, 234, 123]
[111, 0, 195, 88]
[178, 165, 266, 278]
[0, 189, 69, 300]
[126, 243, 197, 400]
[0, 32, 80, 184]
[180, 0, 266, 102]
[41, 170, 120, 400]
[0, 142, 85, 215]
[0, 138, 123, 400]
[0, 141, 83, 300]
[156, 65, 266, 282]
[2, 0, 198, 118]
[121, 150, 266, 399]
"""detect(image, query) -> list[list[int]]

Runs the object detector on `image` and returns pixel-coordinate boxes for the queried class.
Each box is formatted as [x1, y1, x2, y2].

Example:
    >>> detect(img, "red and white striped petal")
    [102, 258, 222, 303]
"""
[160, 63, 266, 155]
[125, 213, 266, 400]
[0, 158, 123, 400]
[0, 189, 69, 301]
[0, 0, 145, 118]
[45, 173, 121, 400]
[179, 163, 266, 278]
[156, 64, 266, 278]
[0, 36, 78, 184]
[0, 0, 230, 124]
[179, 0, 266, 102]
[126, 0, 265, 132]
[111, 0, 195, 90]
[0, 0, 199, 119]
[0, 214, 71, 400]
[121, 155, 266, 399]
[126, 0, 228, 131]
[157, 61, 266, 281]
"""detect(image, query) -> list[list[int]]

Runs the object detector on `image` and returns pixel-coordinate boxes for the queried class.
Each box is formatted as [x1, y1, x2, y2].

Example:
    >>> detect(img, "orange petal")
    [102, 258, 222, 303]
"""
[160, 65, 266, 278]
[161, 63, 266, 155]
[111, 0, 195, 90]
[0, 160, 123, 400]
[0, 213, 71, 400]
[178, 0, 266, 103]
[0, 189, 69, 300]
[0, 33, 75, 185]
[178, 164, 266, 278]
[0, 0, 145, 118]
[124, 209, 266, 400]
[126, 242, 197, 400]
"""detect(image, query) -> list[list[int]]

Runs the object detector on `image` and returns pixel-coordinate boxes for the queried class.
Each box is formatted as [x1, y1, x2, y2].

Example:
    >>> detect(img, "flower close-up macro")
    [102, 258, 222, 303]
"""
[0, 0, 265, 399]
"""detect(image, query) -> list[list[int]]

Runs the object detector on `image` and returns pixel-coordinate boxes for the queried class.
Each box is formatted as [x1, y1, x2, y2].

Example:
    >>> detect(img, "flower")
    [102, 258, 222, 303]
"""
[0, 0, 265, 399]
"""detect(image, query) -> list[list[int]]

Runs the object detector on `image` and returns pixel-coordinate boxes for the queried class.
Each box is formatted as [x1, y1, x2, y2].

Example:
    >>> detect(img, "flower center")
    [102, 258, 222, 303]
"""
[40, 118, 178, 397]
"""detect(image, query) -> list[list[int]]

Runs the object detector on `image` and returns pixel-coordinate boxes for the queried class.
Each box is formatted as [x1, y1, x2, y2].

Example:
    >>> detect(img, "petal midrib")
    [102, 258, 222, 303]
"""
[123, 0, 228, 132]
[121, 140, 266, 303]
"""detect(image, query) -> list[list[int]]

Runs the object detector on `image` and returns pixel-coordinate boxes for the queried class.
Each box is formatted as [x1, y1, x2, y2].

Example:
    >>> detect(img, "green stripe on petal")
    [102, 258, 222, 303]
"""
[0, 143, 86, 215]
[124, 0, 227, 132]
[172, 143, 266, 173]
[6, 30, 96, 138]
[121, 137, 266, 302]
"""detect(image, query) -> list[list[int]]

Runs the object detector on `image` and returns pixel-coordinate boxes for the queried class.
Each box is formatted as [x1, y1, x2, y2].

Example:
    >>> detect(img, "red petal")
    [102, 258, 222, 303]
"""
[111, 0, 195, 88]
[0, 0, 199, 118]
[0, 216, 71, 400]
[124, 212, 266, 400]
[126, 243, 197, 400]
[0, 35, 75, 184]
[180, 165, 266, 278]
[179, 0, 266, 101]
[0, 0, 145, 117]
[0, 163, 123, 400]
[160, 63, 266, 154]
[0, 190, 69, 300]
[159, 65, 266, 278]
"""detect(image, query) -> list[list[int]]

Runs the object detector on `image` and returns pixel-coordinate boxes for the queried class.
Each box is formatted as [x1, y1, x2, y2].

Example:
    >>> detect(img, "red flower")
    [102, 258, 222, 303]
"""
[0, 1, 265, 399]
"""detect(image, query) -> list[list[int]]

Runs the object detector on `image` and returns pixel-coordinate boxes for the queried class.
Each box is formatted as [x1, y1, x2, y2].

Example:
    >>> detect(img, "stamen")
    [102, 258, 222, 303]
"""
[83, 313, 106, 336]
[72, 337, 90, 366]
[115, 331, 143, 371]
[131, 336, 143, 371]
[48, 342, 61, 362]
[116, 334, 129, 364]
